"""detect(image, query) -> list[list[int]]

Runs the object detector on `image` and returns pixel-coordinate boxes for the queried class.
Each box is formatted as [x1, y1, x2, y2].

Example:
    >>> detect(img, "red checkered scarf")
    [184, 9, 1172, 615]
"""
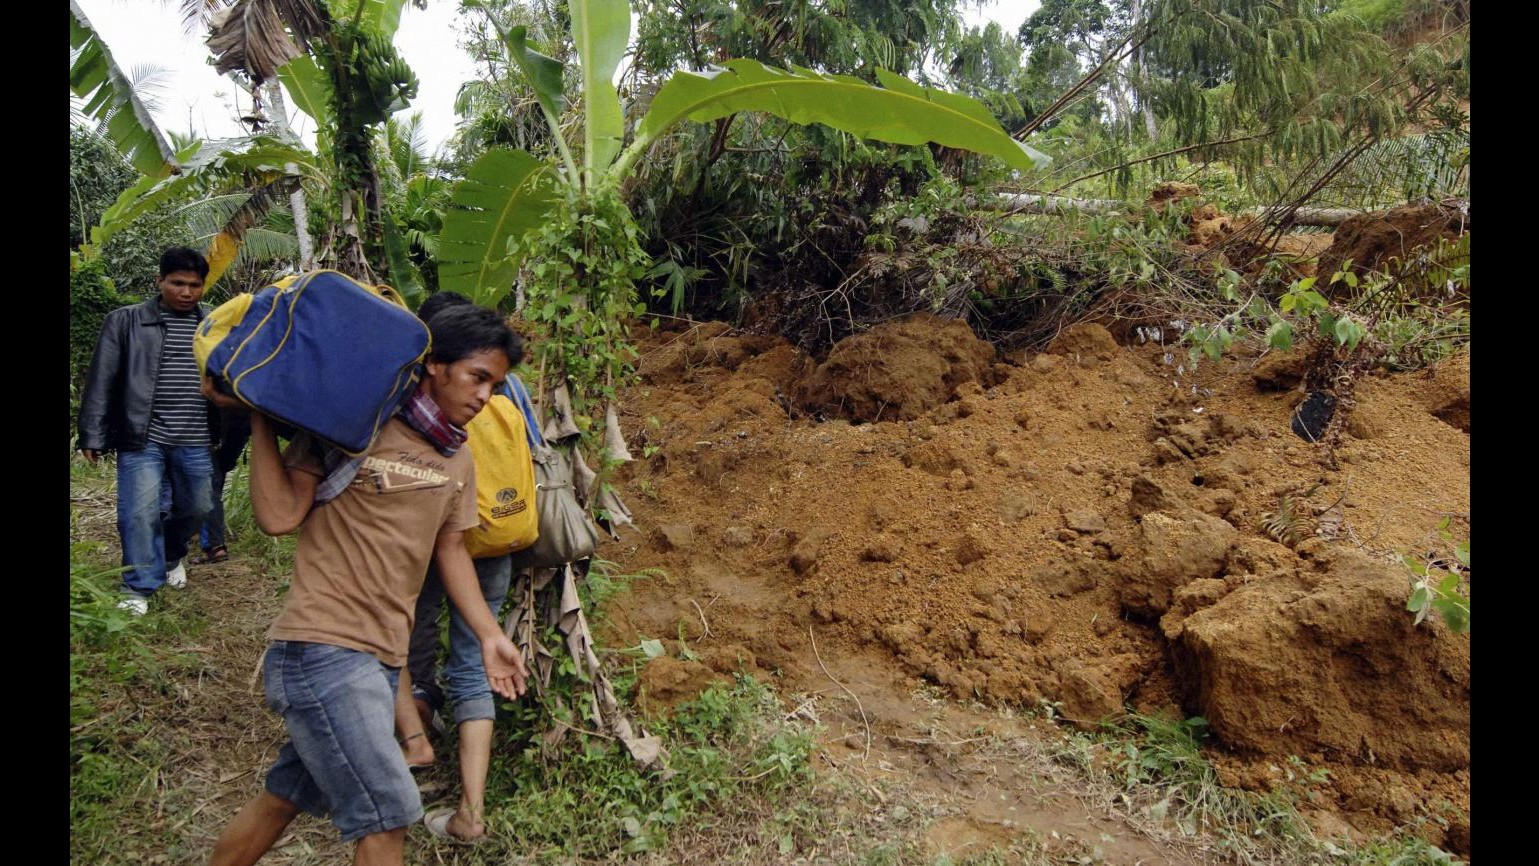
[396, 387, 469, 455]
[314, 381, 466, 503]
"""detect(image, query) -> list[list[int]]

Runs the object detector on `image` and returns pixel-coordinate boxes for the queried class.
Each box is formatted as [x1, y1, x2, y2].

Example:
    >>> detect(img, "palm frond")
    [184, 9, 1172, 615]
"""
[204, 177, 303, 285]
[180, 0, 228, 33]
[70, 1, 177, 176]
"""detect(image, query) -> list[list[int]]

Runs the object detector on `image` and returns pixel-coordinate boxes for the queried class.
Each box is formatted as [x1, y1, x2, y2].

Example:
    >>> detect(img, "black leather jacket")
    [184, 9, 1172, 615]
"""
[76, 297, 220, 454]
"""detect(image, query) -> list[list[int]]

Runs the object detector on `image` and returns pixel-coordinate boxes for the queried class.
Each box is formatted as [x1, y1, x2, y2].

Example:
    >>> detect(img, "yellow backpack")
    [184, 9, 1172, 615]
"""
[464, 394, 540, 559]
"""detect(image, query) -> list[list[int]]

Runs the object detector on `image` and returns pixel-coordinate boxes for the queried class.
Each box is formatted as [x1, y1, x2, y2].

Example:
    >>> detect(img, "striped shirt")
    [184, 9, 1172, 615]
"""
[147, 307, 210, 446]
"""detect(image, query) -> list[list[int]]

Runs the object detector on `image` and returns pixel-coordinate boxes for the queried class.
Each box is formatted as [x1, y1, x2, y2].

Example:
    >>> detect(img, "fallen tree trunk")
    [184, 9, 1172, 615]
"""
[989, 193, 1358, 227]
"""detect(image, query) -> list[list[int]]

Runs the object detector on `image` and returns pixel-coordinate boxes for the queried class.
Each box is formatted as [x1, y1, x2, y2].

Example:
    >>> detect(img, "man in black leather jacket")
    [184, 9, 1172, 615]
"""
[77, 247, 218, 615]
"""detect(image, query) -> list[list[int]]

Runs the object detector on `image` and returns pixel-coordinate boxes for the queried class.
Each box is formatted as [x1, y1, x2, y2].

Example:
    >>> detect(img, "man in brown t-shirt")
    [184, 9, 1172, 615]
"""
[205, 305, 528, 866]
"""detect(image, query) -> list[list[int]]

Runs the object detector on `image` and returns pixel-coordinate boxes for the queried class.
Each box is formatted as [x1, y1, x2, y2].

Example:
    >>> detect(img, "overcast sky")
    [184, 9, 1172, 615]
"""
[75, 0, 1042, 153]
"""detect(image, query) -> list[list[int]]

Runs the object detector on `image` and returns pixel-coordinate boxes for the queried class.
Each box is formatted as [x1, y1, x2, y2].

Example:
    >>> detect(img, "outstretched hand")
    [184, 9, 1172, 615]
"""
[481, 635, 529, 700]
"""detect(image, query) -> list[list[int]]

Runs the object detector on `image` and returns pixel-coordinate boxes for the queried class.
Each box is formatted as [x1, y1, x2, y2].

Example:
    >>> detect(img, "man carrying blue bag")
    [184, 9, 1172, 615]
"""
[202, 304, 530, 866]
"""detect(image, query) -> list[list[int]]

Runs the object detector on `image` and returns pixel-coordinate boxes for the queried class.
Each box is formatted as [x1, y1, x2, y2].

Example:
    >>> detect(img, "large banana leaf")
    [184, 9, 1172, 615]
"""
[348, 0, 409, 38]
[381, 217, 425, 306]
[570, 0, 629, 175]
[481, 17, 578, 183]
[615, 59, 1047, 181]
[438, 148, 560, 306]
[499, 25, 565, 122]
[278, 55, 333, 126]
[70, 1, 177, 177]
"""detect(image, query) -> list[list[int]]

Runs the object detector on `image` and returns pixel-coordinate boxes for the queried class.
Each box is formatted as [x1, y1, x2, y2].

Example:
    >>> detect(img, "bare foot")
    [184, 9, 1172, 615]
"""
[444, 809, 484, 841]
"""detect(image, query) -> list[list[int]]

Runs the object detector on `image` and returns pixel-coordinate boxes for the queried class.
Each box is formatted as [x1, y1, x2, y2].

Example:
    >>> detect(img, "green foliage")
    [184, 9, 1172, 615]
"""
[69, 537, 204, 859]
[632, 0, 969, 81]
[1058, 713, 1466, 863]
[621, 0, 1037, 330]
[518, 193, 651, 410]
[278, 55, 333, 126]
[69, 261, 130, 410]
[69, 127, 181, 290]
[1086, 712, 1317, 843]
[570, 0, 629, 174]
[485, 675, 813, 860]
[69, 127, 187, 403]
[221, 460, 299, 578]
[618, 58, 1045, 181]
[69, 544, 139, 696]
[631, 117, 935, 327]
[1329, 0, 1408, 31]
[1405, 518, 1470, 633]
[81, 136, 313, 263]
[438, 147, 560, 304]
[1181, 237, 1469, 376]
[449, 0, 1040, 380]
[69, 1, 176, 177]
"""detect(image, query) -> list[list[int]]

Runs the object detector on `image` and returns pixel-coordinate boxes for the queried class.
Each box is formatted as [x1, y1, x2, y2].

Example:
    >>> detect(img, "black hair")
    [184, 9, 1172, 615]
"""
[160, 247, 210, 280]
[427, 305, 523, 367]
[416, 291, 472, 324]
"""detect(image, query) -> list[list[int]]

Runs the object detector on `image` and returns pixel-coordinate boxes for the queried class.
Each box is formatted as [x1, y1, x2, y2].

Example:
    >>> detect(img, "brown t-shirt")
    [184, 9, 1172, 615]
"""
[268, 418, 478, 666]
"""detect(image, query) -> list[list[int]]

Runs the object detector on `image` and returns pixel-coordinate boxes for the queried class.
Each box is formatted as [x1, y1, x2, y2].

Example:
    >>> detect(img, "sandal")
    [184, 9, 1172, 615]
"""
[207, 546, 229, 563]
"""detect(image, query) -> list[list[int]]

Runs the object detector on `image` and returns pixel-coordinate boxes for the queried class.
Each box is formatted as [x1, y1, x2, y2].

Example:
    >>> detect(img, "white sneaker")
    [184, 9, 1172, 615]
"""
[117, 596, 149, 616]
[166, 560, 187, 589]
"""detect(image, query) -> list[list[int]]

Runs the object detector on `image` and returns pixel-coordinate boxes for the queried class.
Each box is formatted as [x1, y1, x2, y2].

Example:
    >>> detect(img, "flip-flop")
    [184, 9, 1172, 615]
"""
[422, 808, 485, 846]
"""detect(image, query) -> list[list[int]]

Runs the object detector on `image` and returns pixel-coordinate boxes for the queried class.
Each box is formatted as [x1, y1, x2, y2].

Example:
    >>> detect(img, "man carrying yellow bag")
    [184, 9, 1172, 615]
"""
[395, 293, 538, 844]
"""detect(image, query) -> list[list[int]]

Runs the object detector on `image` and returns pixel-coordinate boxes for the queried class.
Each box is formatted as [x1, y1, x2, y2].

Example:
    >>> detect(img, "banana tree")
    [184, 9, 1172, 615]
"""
[440, 2, 1048, 307]
[438, 0, 1049, 421]
[199, 0, 421, 285]
[72, 3, 319, 287]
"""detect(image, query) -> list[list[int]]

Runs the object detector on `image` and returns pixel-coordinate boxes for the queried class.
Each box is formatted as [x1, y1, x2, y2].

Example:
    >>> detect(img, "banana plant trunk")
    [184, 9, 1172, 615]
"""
[263, 81, 315, 269]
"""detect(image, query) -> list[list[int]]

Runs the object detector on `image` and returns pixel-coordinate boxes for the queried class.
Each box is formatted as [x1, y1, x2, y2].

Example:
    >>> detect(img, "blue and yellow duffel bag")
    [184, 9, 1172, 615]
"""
[194, 270, 430, 455]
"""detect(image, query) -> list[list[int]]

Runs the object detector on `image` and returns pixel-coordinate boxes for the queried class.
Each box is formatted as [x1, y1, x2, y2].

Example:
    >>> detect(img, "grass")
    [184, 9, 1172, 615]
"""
[70, 536, 210, 862]
[1030, 710, 1464, 866]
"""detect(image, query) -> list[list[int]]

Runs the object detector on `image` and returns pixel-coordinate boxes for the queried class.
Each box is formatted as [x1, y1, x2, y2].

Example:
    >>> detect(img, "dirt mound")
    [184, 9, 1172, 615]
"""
[1146, 181, 1202, 212]
[1175, 545, 1470, 770]
[1317, 201, 1470, 285]
[1046, 322, 1120, 363]
[1145, 182, 1333, 274]
[608, 320, 1470, 844]
[1424, 349, 1471, 433]
[636, 644, 757, 718]
[795, 313, 997, 422]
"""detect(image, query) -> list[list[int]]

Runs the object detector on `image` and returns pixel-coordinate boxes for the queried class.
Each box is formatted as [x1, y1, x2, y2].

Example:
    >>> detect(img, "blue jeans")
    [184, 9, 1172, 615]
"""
[407, 556, 513, 724]
[200, 464, 229, 551]
[262, 641, 422, 842]
[164, 461, 229, 552]
[117, 442, 213, 597]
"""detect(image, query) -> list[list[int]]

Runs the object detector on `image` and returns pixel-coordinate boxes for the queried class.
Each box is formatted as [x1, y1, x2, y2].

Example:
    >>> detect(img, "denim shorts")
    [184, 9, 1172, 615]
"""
[261, 641, 423, 842]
